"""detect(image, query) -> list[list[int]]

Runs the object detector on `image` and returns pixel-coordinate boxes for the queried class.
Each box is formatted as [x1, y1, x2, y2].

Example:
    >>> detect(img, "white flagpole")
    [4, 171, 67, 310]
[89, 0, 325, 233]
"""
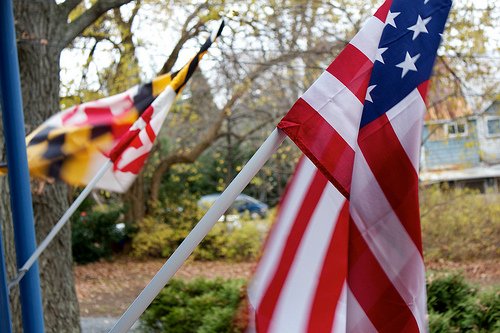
[109, 128, 287, 333]
[8, 159, 113, 289]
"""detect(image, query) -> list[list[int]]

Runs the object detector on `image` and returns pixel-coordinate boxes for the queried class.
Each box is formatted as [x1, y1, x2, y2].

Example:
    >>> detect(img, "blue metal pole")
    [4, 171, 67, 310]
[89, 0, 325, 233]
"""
[0, 1, 45, 332]
[0, 217, 13, 333]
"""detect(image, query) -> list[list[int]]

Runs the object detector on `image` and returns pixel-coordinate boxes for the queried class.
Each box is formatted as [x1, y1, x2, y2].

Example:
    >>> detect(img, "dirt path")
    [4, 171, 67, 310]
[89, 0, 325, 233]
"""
[426, 259, 500, 287]
[76, 258, 256, 317]
[75, 257, 499, 317]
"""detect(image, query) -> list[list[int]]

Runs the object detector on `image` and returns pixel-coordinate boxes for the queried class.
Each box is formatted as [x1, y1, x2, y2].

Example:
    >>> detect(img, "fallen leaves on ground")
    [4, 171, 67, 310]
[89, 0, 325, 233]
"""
[75, 257, 256, 317]
[426, 258, 500, 287]
[75, 257, 498, 317]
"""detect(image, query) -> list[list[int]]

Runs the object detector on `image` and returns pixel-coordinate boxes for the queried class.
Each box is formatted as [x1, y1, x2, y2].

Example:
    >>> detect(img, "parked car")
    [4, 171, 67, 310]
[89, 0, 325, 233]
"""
[198, 193, 268, 219]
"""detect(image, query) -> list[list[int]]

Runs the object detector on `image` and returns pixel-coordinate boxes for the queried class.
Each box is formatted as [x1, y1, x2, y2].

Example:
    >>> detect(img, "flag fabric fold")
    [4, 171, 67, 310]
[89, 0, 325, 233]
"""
[249, 156, 349, 332]
[0, 21, 224, 193]
[250, 0, 451, 332]
[276, 0, 393, 198]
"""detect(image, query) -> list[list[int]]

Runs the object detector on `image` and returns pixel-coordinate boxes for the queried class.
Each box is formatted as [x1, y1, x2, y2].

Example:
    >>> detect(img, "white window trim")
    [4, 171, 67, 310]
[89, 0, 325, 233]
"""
[485, 116, 500, 137]
[445, 121, 468, 138]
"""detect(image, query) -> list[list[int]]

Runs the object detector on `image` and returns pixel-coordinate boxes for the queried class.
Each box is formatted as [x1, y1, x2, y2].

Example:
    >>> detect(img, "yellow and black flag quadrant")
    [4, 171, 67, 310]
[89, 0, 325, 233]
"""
[0, 20, 224, 192]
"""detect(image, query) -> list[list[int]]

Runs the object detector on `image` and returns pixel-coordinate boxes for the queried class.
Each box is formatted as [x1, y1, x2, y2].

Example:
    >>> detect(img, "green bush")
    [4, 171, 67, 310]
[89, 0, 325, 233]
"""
[190, 222, 228, 261]
[141, 278, 245, 333]
[427, 273, 500, 332]
[71, 207, 124, 264]
[472, 291, 500, 331]
[427, 274, 474, 313]
[131, 216, 177, 257]
[193, 220, 266, 262]
[132, 188, 268, 261]
[131, 193, 203, 258]
[420, 186, 500, 261]
[139, 273, 499, 333]
[134, 217, 267, 262]
[224, 221, 265, 261]
[428, 312, 453, 333]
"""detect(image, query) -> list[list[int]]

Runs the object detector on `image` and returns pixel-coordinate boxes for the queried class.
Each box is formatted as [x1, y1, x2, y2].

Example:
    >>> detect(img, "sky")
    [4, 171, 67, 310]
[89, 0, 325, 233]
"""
[59, 0, 499, 111]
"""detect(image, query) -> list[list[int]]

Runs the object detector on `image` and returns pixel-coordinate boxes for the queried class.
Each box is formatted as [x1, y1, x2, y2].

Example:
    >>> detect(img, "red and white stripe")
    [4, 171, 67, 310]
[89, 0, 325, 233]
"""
[349, 85, 428, 332]
[248, 155, 427, 333]
[277, 0, 391, 198]
[248, 157, 349, 333]
[253, 0, 429, 331]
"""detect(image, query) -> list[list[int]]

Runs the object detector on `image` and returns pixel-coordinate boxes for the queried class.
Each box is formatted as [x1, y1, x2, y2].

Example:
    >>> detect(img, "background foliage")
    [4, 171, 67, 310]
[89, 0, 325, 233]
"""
[141, 278, 246, 333]
[427, 273, 499, 332]
[4, 0, 498, 331]
[139, 274, 500, 333]
[420, 186, 500, 261]
[71, 199, 128, 264]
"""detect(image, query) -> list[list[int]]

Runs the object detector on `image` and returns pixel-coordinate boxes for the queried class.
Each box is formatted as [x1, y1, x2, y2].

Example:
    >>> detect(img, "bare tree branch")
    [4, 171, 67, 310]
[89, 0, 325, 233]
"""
[58, 0, 82, 16]
[112, 0, 140, 27]
[60, 0, 134, 50]
[78, 39, 99, 94]
[80, 31, 121, 49]
[128, 0, 141, 24]
[149, 48, 311, 202]
[437, 56, 467, 91]
[158, 3, 208, 74]
[149, 105, 225, 202]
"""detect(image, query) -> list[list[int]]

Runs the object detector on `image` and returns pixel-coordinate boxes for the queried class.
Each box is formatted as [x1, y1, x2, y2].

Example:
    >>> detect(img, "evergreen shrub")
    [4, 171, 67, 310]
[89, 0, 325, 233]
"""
[427, 273, 499, 332]
[71, 207, 124, 264]
[141, 278, 245, 333]
[139, 273, 499, 333]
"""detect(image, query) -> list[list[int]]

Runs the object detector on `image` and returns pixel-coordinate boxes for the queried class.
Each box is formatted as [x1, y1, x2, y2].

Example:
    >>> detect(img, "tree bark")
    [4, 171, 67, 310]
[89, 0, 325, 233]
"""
[0, 109, 23, 333]
[123, 174, 146, 222]
[8, 2, 81, 332]
[2, 1, 132, 331]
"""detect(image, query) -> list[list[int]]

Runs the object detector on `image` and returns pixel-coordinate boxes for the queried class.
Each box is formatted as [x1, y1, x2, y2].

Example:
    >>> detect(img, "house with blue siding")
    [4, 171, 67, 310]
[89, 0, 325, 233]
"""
[420, 100, 500, 191]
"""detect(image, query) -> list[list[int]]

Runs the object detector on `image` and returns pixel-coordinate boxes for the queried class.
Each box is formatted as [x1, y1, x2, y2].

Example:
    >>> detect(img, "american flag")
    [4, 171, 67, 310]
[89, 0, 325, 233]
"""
[249, 0, 451, 331]
[249, 156, 349, 332]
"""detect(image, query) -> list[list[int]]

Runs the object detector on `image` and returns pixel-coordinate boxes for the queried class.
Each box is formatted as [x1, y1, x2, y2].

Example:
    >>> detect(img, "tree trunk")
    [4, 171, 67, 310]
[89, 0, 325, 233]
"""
[32, 184, 80, 333]
[0, 2, 81, 332]
[0, 115, 22, 332]
[122, 174, 146, 222]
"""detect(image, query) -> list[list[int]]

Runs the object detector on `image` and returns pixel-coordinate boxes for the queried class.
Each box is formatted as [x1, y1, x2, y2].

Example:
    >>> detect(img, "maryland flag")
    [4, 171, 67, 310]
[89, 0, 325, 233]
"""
[0, 21, 224, 192]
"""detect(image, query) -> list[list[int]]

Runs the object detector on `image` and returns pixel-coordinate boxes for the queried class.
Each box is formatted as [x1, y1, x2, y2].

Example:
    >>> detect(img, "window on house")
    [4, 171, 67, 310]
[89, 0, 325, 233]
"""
[486, 118, 500, 136]
[446, 121, 468, 138]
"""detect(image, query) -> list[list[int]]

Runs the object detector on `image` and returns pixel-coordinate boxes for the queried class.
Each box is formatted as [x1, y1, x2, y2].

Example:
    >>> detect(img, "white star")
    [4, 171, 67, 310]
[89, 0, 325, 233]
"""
[386, 11, 400, 28]
[375, 47, 388, 64]
[396, 52, 421, 78]
[407, 15, 432, 40]
[424, 0, 430, 3]
[365, 85, 376, 103]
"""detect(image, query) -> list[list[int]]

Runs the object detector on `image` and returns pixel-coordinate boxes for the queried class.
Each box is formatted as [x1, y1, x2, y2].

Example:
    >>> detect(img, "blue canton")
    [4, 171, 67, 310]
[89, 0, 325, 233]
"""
[360, 0, 452, 127]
